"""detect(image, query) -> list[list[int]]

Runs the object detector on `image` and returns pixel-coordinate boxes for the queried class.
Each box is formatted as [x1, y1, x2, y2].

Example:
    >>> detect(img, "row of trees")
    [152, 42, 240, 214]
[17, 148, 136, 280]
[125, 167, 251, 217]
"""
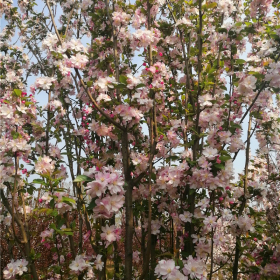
[1, 0, 280, 279]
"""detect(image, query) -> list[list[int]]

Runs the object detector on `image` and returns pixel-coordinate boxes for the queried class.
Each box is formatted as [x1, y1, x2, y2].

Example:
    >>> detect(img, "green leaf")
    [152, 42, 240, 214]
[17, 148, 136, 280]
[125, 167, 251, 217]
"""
[213, 163, 225, 170]
[208, 68, 216, 74]
[249, 72, 264, 79]
[73, 175, 92, 182]
[53, 266, 61, 274]
[13, 89, 22, 96]
[51, 210, 58, 217]
[205, 2, 217, 9]
[49, 199, 55, 208]
[218, 28, 227, 34]
[61, 227, 73, 232]
[115, 83, 127, 89]
[119, 75, 127, 84]
[235, 59, 246, 64]
[61, 197, 76, 205]
[219, 155, 231, 162]
[166, 155, 179, 163]
[29, 248, 35, 260]
[70, 221, 76, 229]
[27, 187, 35, 195]
[135, 83, 146, 89]
[107, 243, 114, 255]
[46, 209, 53, 215]
[87, 81, 93, 87]
[11, 131, 20, 140]
[59, 229, 73, 236]
[32, 179, 46, 185]
[231, 45, 237, 55]
[245, 253, 255, 262]
[251, 111, 262, 119]
[177, 259, 184, 269]
[87, 199, 97, 210]
[230, 122, 242, 129]
[57, 218, 66, 229]
[50, 223, 56, 230]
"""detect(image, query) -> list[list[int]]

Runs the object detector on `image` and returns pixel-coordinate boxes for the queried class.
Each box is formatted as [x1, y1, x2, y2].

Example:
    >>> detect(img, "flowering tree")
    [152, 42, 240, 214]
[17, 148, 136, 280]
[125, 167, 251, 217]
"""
[1, 0, 280, 279]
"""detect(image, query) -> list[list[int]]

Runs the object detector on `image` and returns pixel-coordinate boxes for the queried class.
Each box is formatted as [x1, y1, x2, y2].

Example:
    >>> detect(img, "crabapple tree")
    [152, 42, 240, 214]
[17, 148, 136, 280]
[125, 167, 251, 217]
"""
[1, 0, 280, 279]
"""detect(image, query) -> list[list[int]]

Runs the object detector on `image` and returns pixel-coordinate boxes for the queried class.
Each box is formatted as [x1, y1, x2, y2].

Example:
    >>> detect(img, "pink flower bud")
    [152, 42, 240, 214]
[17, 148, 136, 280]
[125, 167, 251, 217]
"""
[219, 197, 223, 202]
[254, 238, 257, 241]
[159, 52, 163, 56]
[216, 158, 221, 164]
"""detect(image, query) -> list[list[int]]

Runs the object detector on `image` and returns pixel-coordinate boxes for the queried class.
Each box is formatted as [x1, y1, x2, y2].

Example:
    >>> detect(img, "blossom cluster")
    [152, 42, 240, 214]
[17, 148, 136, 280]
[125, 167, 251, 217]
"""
[3, 259, 28, 279]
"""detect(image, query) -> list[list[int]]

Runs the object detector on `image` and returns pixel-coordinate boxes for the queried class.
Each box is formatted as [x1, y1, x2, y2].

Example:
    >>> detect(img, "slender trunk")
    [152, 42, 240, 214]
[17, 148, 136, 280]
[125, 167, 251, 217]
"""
[209, 192, 216, 280]
[111, 215, 120, 280]
[124, 182, 133, 280]
[140, 1, 155, 279]
[141, 215, 146, 271]
[98, 256, 107, 280]
[63, 212, 76, 258]
[45, 90, 51, 156]
[150, 234, 157, 280]
[123, 130, 133, 280]
[1, 190, 39, 280]
[232, 235, 241, 280]
[114, 241, 120, 279]
[232, 116, 252, 280]
[184, 0, 203, 257]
